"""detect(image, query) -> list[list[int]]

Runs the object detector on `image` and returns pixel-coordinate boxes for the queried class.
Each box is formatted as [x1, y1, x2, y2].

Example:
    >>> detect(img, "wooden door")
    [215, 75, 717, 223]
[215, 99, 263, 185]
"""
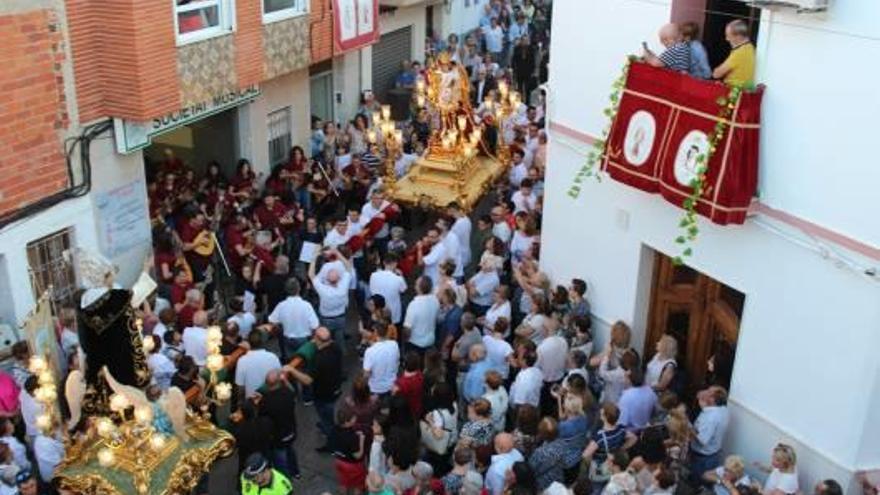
[645, 252, 744, 398]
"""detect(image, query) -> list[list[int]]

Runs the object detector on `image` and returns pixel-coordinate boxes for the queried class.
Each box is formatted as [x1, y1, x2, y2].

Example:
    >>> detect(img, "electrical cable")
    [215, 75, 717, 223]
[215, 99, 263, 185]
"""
[0, 120, 112, 232]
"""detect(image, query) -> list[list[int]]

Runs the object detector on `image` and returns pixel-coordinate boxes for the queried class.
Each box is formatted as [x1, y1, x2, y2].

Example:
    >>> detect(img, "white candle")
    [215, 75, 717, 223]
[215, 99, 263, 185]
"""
[150, 434, 166, 451]
[215, 383, 232, 401]
[35, 414, 51, 432]
[206, 326, 222, 343]
[134, 406, 153, 424]
[96, 417, 115, 438]
[206, 354, 224, 372]
[381, 105, 391, 121]
[29, 356, 47, 374]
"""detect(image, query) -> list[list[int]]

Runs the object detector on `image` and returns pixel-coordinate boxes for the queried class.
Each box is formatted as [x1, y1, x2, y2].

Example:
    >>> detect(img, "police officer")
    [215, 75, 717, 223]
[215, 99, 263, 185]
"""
[240, 453, 293, 495]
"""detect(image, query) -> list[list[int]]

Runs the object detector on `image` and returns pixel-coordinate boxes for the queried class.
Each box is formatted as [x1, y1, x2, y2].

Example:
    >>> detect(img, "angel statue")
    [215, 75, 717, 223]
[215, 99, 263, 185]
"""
[66, 248, 157, 417]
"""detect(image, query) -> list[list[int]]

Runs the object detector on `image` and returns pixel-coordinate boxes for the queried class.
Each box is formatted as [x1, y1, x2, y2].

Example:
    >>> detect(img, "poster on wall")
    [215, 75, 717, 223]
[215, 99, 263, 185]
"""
[94, 181, 152, 258]
[333, 0, 379, 53]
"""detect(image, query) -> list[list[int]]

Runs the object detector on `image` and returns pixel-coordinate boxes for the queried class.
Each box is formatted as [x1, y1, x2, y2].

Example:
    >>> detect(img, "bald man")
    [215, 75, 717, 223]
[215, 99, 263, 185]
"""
[258, 368, 301, 479]
[309, 248, 353, 350]
[485, 433, 523, 495]
[182, 309, 209, 366]
[643, 23, 692, 74]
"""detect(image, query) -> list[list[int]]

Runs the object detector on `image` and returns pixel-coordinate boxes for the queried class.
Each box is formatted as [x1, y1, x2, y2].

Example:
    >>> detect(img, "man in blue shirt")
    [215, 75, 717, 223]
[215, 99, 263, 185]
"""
[462, 343, 491, 403]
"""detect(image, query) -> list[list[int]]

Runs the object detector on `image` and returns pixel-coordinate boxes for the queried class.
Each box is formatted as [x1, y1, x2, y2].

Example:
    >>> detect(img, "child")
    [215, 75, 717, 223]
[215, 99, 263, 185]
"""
[393, 352, 424, 418]
[333, 408, 367, 494]
[387, 227, 407, 257]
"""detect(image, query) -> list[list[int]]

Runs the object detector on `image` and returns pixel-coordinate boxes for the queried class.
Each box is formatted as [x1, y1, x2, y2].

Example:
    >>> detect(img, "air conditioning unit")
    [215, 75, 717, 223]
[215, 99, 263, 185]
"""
[742, 0, 829, 13]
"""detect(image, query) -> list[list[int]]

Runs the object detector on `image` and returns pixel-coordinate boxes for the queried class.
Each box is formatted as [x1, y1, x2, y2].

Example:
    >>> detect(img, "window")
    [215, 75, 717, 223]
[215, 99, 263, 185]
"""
[267, 107, 292, 167]
[26, 229, 77, 310]
[263, 0, 308, 23]
[175, 0, 235, 46]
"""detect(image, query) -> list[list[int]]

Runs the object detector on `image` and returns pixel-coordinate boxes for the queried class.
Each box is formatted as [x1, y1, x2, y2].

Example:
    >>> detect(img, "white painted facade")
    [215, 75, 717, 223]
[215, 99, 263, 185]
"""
[436, 0, 485, 40]
[542, 1, 880, 493]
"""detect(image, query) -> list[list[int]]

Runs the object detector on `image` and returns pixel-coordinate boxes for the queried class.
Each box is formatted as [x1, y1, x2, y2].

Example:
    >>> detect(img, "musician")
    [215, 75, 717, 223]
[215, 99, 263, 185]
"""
[198, 160, 228, 192]
[177, 208, 213, 283]
[169, 267, 194, 309]
[230, 159, 258, 204]
[160, 148, 186, 176]
[153, 232, 178, 286]
[225, 212, 254, 274]
[360, 189, 392, 252]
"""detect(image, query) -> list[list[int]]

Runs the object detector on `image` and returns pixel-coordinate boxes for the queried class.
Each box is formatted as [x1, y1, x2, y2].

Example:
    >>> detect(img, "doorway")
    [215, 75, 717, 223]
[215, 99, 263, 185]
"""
[143, 108, 239, 180]
[644, 251, 744, 399]
[702, 0, 761, 69]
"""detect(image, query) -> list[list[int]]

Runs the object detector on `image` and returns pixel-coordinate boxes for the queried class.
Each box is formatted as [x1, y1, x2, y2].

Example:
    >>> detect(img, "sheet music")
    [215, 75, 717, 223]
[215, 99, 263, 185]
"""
[299, 241, 320, 263]
[243, 291, 256, 314]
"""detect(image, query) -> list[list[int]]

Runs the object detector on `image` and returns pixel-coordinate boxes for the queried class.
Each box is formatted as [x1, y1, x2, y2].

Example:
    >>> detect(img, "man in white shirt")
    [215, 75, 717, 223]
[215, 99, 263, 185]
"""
[266, 278, 319, 362]
[362, 322, 399, 395]
[509, 349, 543, 409]
[437, 218, 463, 280]
[490, 206, 512, 244]
[511, 179, 537, 214]
[508, 148, 528, 188]
[447, 202, 473, 272]
[227, 296, 256, 339]
[182, 310, 210, 366]
[485, 433, 524, 495]
[34, 427, 65, 483]
[309, 248, 352, 350]
[417, 227, 448, 286]
[235, 331, 282, 399]
[467, 257, 500, 315]
[536, 318, 568, 383]
[18, 377, 42, 445]
[323, 216, 351, 248]
[360, 189, 391, 244]
[403, 276, 440, 353]
[369, 253, 407, 324]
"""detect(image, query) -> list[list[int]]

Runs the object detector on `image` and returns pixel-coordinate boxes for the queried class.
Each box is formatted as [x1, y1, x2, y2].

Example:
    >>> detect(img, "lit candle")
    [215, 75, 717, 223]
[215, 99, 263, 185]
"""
[484, 98, 494, 111]
[215, 382, 232, 401]
[473, 127, 482, 142]
[35, 414, 51, 432]
[416, 79, 425, 93]
[134, 405, 153, 424]
[29, 356, 47, 374]
[511, 92, 521, 106]
[135, 318, 143, 332]
[206, 326, 222, 344]
[206, 354, 224, 372]
[142, 336, 155, 354]
[498, 81, 508, 97]
[97, 448, 115, 467]
[150, 434, 166, 451]
[42, 386, 57, 403]
[381, 105, 391, 121]
[372, 111, 381, 126]
[457, 115, 467, 131]
[109, 393, 129, 413]
[416, 95, 425, 107]
[394, 130, 403, 145]
[96, 417, 115, 438]
[367, 129, 376, 143]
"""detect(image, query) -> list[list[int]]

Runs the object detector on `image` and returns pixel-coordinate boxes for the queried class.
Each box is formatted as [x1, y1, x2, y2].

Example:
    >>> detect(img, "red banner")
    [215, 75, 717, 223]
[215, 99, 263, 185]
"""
[603, 62, 764, 225]
[332, 0, 380, 54]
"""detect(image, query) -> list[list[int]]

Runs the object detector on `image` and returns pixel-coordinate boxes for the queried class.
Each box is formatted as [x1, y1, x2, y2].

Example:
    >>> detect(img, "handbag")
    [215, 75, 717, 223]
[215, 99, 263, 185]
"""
[420, 408, 457, 455]
[588, 430, 613, 483]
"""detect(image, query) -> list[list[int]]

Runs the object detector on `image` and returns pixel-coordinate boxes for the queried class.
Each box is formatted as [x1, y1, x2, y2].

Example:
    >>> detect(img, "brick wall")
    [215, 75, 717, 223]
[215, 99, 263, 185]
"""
[310, 0, 334, 63]
[236, 0, 265, 86]
[67, 0, 179, 122]
[0, 9, 69, 216]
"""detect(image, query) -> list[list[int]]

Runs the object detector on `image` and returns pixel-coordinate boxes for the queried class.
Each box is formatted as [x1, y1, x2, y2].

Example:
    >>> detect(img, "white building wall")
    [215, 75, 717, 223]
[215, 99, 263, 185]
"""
[439, 0, 485, 39]
[240, 69, 312, 176]
[543, 0, 880, 492]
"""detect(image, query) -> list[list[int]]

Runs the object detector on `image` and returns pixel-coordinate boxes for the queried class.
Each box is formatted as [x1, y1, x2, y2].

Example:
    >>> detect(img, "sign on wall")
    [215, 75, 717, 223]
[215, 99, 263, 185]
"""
[113, 86, 261, 154]
[94, 181, 152, 258]
[333, 0, 379, 53]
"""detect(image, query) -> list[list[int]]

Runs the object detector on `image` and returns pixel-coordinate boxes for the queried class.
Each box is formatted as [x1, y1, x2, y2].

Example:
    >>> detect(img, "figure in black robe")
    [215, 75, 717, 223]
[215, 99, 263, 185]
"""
[77, 289, 151, 417]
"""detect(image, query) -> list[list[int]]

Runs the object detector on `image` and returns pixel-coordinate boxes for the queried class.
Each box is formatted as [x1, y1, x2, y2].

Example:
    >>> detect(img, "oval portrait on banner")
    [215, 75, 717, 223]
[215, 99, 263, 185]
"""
[673, 130, 710, 187]
[623, 110, 656, 166]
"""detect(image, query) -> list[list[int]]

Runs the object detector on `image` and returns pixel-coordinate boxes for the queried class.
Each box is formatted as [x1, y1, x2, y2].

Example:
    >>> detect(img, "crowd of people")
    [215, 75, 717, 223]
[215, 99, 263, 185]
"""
[0, 3, 845, 495]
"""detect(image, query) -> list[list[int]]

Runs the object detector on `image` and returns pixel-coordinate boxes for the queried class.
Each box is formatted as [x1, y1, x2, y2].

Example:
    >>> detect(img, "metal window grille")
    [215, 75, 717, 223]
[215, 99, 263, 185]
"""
[267, 107, 292, 167]
[26, 228, 77, 310]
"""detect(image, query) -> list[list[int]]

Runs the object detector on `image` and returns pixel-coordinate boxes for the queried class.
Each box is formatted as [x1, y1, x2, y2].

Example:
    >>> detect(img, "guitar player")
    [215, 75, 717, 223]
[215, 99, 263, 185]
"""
[178, 208, 213, 284]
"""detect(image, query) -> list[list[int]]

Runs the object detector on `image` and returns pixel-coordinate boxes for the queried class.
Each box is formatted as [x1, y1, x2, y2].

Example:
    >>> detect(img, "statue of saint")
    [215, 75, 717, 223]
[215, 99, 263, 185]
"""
[69, 249, 154, 417]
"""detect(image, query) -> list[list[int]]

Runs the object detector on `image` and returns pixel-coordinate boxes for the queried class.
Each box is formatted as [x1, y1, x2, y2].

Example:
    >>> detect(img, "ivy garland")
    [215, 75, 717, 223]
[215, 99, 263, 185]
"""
[672, 85, 743, 265]
[567, 57, 635, 199]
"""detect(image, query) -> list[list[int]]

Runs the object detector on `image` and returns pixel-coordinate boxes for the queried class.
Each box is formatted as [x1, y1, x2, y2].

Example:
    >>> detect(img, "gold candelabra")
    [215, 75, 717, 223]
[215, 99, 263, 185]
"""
[367, 105, 404, 191]
[483, 80, 521, 165]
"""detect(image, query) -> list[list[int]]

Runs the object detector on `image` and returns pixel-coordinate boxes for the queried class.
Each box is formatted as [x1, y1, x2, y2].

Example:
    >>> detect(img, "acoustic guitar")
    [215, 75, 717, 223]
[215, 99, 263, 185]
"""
[192, 230, 216, 257]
